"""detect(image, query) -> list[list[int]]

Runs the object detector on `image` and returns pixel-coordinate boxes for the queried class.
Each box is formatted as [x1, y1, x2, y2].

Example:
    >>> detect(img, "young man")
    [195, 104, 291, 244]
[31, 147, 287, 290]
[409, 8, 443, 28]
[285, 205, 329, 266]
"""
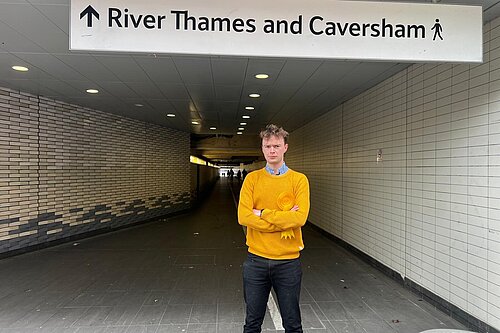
[238, 124, 310, 333]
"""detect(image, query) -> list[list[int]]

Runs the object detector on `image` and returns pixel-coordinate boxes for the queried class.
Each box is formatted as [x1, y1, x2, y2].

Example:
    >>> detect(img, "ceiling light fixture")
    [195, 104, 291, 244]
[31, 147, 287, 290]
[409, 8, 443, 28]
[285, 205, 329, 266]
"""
[237, 132, 243, 135]
[249, 93, 260, 98]
[12, 65, 29, 72]
[245, 106, 255, 110]
[242, 115, 250, 119]
[210, 127, 217, 130]
[238, 127, 245, 131]
[86, 89, 99, 94]
[240, 122, 247, 126]
[134, 103, 144, 107]
[191, 121, 199, 125]
[166, 113, 176, 117]
[255, 73, 269, 79]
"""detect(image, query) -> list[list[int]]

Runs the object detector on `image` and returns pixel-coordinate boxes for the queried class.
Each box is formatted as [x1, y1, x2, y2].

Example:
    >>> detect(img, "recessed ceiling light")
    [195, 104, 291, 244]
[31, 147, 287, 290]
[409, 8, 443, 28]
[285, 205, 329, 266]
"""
[240, 122, 247, 126]
[12, 65, 29, 72]
[166, 113, 176, 117]
[238, 127, 245, 131]
[242, 115, 250, 119]
[192, 121, 199, 125]
[134, 103, 144, 107]
[210, 127, 217, 130]
[245, 106, 255, 110]
[86, 89, 99, 94]
[255, 73, 269, 79]
[237, 132, 243, 135]
[249, 93, 260, 98]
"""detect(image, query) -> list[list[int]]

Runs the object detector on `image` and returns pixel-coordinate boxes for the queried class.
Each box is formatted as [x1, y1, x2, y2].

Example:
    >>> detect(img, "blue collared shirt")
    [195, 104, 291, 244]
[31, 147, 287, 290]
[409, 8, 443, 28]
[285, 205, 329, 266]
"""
[265, 162, 289, 176]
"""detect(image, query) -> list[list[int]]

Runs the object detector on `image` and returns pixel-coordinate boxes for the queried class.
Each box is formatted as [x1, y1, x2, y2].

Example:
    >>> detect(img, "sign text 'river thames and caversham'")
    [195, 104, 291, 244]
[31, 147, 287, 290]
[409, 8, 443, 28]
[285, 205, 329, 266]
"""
[70, 0, 483, 62]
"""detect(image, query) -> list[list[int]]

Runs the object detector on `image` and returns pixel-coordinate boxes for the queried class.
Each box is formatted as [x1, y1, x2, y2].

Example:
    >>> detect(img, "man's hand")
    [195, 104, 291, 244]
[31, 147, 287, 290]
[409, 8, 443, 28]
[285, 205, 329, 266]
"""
[253, 209, 261, 216]
[291, 205, 299, 211]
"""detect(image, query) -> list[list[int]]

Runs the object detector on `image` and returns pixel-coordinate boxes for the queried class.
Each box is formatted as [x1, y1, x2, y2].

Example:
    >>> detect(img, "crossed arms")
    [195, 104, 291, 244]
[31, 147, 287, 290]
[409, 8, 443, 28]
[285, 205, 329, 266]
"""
[237, 175, 310, 232]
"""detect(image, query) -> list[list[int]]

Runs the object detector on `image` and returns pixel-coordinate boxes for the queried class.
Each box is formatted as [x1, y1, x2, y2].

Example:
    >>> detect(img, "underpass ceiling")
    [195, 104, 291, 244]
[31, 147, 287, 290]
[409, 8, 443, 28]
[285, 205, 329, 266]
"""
[1, 0, 499, 164]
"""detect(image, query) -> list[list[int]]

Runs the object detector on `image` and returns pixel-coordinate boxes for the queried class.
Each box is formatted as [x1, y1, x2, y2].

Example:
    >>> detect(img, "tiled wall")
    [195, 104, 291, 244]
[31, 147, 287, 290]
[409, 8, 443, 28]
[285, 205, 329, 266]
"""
[190, 163, 219, 201]
[0, 86, 190, 254]
[286, 18, 500, 331]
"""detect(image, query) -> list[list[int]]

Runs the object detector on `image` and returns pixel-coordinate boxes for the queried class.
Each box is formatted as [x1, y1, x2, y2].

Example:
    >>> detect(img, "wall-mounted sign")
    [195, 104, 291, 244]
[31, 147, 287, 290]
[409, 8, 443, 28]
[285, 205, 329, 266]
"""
[70, 0, 483, 62]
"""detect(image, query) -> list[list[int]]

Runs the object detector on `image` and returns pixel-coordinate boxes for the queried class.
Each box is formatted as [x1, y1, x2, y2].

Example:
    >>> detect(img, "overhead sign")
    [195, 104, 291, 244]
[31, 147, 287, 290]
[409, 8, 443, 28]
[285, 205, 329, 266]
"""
[70, 0, 483, 62]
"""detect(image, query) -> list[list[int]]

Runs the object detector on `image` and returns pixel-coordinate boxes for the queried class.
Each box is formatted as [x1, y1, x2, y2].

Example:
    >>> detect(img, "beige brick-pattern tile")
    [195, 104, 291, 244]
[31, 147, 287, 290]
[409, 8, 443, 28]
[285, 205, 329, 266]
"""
[0, 87, 190, 254]
[0, 88, 39, 248]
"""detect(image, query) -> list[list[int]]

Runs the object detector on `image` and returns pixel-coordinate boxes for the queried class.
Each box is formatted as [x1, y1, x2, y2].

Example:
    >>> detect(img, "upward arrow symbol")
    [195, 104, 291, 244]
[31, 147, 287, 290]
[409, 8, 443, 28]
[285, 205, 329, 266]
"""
[80, 5, 99, 28]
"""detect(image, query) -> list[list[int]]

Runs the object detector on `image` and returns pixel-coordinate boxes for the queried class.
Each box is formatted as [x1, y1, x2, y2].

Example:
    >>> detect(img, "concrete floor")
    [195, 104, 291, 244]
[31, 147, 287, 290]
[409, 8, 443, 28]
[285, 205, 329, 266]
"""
[0, 179, 469, 332]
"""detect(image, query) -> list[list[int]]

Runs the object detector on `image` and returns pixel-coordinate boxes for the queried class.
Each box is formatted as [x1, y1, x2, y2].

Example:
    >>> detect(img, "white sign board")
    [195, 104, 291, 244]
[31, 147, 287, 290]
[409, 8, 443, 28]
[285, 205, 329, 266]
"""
[70, 0, 483, 62]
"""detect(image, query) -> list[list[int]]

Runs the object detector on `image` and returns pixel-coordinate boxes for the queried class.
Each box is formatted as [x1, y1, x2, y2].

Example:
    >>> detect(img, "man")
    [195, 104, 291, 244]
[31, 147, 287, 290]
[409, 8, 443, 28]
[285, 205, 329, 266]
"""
[238, 124, 310, 333]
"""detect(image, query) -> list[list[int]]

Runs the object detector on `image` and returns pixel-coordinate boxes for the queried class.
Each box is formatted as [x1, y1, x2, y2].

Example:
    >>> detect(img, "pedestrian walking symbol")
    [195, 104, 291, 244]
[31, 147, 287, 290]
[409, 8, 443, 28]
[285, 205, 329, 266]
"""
[431, 19, 443, 40]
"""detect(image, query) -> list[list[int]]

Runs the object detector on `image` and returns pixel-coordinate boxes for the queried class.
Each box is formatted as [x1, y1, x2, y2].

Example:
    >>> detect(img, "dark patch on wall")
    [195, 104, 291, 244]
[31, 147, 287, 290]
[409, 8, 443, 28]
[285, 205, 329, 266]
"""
[0, 217, 19, 225]
[11, 213, 63, 235]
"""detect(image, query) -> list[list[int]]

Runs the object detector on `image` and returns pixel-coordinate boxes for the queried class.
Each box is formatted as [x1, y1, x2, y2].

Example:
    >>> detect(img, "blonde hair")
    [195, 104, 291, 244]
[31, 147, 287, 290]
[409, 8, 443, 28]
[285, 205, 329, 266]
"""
[259, 124, 289, 144]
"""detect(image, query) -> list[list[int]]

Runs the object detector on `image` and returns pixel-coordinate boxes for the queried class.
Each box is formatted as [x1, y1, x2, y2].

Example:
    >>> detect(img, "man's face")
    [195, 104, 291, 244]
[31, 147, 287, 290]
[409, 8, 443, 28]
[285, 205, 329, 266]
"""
[262, 135, 288, 167]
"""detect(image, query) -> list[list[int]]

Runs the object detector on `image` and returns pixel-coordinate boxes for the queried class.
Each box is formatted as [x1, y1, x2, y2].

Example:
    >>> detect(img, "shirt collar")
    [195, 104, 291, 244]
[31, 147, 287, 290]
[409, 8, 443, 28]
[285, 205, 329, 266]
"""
[265, 162, 289, 175]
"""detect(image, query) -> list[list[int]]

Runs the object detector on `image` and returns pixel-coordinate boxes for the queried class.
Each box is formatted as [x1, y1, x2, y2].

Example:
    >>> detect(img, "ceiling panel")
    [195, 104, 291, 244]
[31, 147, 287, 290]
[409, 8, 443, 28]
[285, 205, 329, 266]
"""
[173, 57, 213, 85]
[217, 100, 240, 113]
[170, 100, 196, 115]
[97, 81, 140, 99]
[192, 100, 217, 113]
[134, 56, 183, 83]
[211, 58, 248, 85]
[146, 99, 177, 113]
[38, 79, 82, 96]
[14, 53, 87, 81]
[308, 61, 362, 86]
[0, 20, 46, 53]
[214, 85, 242, 101]
[156, 83, 190, 99]
[199, 110, 219, 118]
[245, 59, 286, 85]
[273, 60, 323, 88]
[94, 55, 151, 82]
[0, 3, 69, 53]
[0, 52, 41, 80]
[126, 81, 164, 99]
[33, 3, 69, 33]
[55, 54, 119, 82]
[186, 84, 215, 101]
[63, 80, 114, 98]
[68, 97, 127, 113]
[28, 0, 68, 4]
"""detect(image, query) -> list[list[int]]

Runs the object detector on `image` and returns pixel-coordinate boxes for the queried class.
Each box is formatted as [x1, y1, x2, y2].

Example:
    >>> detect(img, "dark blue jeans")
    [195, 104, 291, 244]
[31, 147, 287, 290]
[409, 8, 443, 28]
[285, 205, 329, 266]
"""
[242, 253, 303, 333]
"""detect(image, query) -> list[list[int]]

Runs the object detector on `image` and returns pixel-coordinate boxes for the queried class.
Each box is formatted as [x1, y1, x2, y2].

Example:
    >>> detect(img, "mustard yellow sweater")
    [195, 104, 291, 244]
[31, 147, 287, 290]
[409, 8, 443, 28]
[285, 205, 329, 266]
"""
[238, 168, 310, 259]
